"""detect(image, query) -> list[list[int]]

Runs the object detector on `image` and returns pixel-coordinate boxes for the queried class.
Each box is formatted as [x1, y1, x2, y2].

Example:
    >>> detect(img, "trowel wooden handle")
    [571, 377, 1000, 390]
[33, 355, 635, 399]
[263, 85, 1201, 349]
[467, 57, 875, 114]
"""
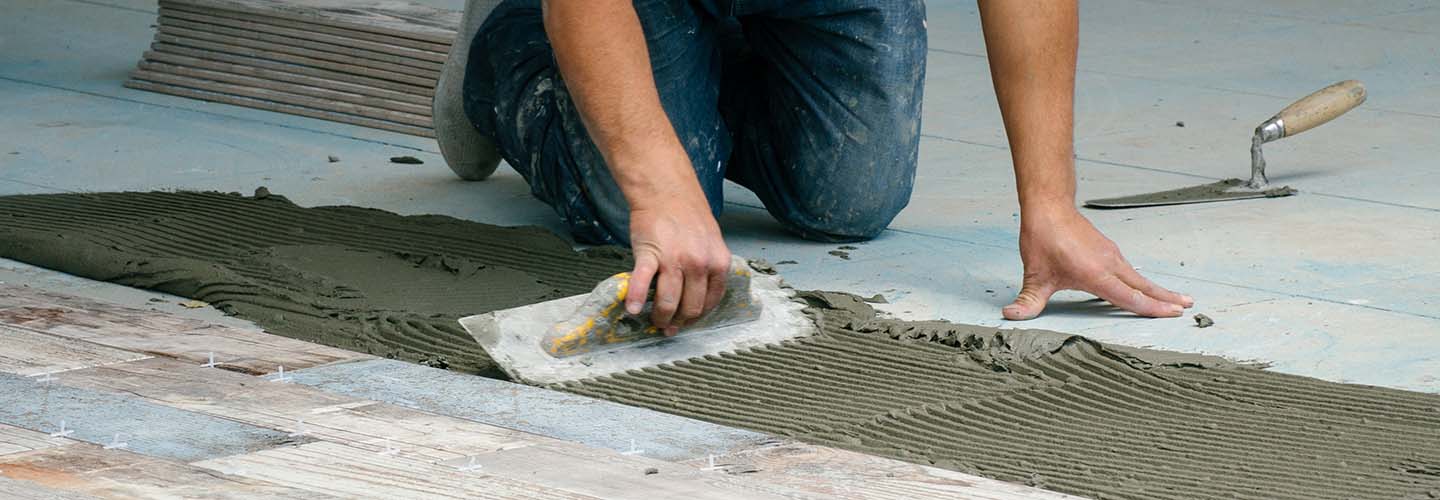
[1273, 80, 1366, 137]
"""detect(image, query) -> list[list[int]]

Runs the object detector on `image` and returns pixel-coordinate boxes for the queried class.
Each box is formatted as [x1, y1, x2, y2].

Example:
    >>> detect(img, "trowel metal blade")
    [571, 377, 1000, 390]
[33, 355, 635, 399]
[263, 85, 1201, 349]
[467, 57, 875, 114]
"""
[1084, 178, 1297, 209]
[458, 259, 816, 385]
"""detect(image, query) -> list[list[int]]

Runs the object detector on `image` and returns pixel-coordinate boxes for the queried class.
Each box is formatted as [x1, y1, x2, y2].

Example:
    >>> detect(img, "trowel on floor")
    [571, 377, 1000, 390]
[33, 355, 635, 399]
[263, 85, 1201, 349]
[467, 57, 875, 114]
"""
[459, 256, 815, 385]
[1085, 80, 1366, 208]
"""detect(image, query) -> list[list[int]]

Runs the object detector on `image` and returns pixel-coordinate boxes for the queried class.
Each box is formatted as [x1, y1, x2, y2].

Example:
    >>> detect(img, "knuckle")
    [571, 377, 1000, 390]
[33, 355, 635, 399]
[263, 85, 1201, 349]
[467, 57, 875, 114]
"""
[678, 255, 705, 273]
[681, 305, 703, 318]
[660, 262, 684, 275]
[709, 257, 730, 273]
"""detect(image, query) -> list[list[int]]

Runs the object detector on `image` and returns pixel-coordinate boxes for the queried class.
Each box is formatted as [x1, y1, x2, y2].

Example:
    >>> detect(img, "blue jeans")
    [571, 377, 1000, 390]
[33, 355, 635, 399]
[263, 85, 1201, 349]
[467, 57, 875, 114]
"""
[464, 0, 926, 245]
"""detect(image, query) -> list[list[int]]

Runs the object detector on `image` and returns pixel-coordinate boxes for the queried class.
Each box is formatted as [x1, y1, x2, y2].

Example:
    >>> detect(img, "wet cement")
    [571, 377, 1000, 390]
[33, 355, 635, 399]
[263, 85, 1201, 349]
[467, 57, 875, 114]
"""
[2, 191, 1439, 499]
[0, 191, 629, 374]
[565, 297, 1440, 499]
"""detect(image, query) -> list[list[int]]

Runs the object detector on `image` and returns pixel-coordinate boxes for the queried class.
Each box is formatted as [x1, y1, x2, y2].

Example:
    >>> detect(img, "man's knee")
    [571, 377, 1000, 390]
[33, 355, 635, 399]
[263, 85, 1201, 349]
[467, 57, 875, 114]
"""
[776, 154, 915, 242]
[780, 193, 910, 242]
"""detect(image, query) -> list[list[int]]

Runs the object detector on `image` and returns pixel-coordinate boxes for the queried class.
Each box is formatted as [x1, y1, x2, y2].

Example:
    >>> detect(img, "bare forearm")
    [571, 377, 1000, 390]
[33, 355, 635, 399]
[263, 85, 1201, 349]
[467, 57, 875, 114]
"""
[542, 0, 699, 206]
[978, 0, 1079, 213]
[544, 1, 728, 329]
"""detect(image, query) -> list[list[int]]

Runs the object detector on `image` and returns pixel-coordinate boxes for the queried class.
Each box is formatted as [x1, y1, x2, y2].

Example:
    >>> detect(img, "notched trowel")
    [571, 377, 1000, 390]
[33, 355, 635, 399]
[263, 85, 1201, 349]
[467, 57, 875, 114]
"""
[460, 255, 815, 385]
[1086, 80, 1366, 209]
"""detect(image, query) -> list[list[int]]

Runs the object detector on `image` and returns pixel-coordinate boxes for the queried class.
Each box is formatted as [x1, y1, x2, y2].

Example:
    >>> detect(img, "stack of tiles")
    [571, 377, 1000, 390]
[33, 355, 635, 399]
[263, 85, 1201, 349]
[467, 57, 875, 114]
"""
[125, 0, 461, 137]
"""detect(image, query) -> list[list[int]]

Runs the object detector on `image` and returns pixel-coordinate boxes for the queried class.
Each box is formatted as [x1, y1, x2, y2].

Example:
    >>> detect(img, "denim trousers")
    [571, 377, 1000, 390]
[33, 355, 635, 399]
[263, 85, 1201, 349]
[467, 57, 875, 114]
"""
[463, 0, 926, 245]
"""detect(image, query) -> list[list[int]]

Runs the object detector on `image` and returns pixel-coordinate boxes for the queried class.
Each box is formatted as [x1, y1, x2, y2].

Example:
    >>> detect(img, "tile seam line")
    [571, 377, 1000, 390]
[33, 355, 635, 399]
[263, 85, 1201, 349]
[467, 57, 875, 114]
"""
[1341, 4, 1439, 24]
[927, 47, 987, 59]
[1070, 296, 1288, 334]
[1143, 268, 1440, 322]
[1315, 270, 1440, 294]
[0, 178, 80, 194]
[280, 367, 585, 444]
[1125, 0, 1440, 38]
[722, 200, 1005, 248]
[919, 133, 1008, 150]
[285, 359, 772, 453]
[1075, 67, 1440, 121]
[925, 51, 1440, 121]
[0, 76, 435, 154]
[1306, 192, 1440, 214]
[716, 207, 1440, 323]
[55, 0, 156, 14]
[918, 133, 1440, 212]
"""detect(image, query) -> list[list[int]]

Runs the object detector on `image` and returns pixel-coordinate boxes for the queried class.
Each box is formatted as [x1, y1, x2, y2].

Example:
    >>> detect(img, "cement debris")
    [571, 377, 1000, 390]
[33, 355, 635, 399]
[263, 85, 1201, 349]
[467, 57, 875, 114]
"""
[2, 191, 1438, 500]
[389, 155, 424, 164]
[1194, 313, 1215, 328]
[748, 258, 778, 275]
[827, 250, 850, 260]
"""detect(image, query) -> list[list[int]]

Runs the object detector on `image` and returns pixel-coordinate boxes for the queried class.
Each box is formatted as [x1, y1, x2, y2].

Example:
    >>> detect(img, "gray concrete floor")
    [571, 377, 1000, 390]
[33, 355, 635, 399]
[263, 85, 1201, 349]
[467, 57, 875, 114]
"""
[2, 0, 1437, 393]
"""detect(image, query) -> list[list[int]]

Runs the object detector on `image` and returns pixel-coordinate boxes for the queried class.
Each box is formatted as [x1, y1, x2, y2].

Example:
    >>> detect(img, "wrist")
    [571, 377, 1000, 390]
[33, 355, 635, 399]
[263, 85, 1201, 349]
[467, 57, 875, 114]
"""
[611, 152, 708, 214]
[1019, 196, 1078, 220]
[1012, 155, 1078, 218]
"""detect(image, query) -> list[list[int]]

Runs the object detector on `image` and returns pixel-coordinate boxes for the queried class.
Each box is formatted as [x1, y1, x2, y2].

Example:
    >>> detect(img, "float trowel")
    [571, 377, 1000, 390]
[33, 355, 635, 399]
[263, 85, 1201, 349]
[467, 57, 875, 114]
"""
[1085, 80, 1366, 208]
[459, 256, 815, 385]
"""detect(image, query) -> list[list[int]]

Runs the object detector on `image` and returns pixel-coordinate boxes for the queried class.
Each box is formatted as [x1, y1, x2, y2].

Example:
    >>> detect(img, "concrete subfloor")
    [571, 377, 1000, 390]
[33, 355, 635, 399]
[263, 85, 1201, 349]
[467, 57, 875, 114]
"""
[1, 0, 1437, 394]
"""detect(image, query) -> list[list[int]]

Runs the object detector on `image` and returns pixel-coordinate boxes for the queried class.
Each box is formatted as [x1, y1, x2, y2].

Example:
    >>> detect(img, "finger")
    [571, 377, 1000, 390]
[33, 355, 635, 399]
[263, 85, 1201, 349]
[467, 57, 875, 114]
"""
[650, 265, 684, 331]
[1090, 274, 1183, 318]
[1116, 265, 1194, 308]
[676, 268, 709, 329]
[701, 255, 730, 316]
[625, 254, 658, 315]
[1003, 276, 1057, 321]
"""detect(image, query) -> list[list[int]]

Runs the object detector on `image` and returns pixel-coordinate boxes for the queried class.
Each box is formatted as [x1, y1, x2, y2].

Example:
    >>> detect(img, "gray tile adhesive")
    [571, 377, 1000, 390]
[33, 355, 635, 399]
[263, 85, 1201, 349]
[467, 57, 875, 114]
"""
[1, 191, 1438, 500]
[0, 190, 627, 375]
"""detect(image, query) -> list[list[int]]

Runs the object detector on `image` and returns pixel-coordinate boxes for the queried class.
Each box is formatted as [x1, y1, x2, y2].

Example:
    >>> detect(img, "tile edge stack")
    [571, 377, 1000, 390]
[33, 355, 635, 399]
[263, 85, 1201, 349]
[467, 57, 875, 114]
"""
[125, 0, 462, 138]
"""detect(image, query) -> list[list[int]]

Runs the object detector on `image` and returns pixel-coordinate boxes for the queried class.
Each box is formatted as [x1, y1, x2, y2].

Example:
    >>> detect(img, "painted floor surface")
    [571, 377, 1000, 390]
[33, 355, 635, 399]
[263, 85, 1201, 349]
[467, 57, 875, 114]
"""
[1, 0, 1437, 392]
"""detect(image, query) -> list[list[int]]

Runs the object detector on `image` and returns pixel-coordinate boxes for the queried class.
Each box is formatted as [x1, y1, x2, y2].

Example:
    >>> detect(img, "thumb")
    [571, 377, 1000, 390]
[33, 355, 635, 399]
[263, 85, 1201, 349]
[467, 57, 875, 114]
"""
[1003, 275, 1056, 321]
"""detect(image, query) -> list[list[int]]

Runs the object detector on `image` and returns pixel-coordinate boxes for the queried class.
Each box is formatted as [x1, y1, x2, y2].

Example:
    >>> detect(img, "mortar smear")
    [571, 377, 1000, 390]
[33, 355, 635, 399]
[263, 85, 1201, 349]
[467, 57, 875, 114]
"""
[1, 191, 1438, 500]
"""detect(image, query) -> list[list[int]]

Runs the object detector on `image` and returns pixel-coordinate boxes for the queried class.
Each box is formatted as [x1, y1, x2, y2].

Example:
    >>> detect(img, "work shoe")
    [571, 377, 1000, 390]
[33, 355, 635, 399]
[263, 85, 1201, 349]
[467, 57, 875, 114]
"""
[433, 0, 502, 181]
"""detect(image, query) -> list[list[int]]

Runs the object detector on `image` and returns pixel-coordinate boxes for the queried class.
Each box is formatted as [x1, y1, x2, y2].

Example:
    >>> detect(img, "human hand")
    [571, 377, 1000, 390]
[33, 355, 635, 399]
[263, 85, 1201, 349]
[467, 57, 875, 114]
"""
[623, 182, 731, 336]
[1004, 207, 1193, 320]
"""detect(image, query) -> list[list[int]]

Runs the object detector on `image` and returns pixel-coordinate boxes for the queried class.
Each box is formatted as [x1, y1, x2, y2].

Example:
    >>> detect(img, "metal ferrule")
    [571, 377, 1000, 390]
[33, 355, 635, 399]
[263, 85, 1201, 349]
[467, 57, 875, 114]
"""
[1255, 118, 1285, 143]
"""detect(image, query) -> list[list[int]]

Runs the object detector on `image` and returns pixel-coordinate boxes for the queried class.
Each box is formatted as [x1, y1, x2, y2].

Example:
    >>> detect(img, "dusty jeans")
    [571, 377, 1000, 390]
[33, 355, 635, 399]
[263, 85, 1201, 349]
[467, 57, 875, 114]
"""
[463, 0, 927, 245]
